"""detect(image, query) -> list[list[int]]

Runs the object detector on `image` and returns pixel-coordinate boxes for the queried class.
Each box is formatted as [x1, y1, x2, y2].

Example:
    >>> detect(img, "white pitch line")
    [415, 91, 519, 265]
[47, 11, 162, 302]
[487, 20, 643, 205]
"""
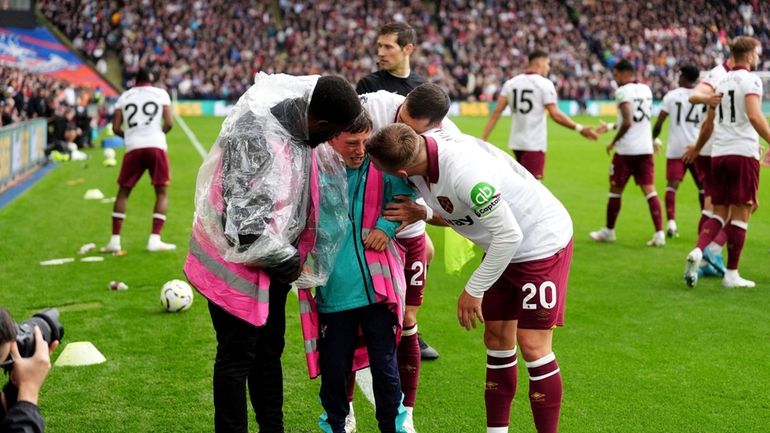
[174, 113, 207, 159]
[290, 287, 377, 406]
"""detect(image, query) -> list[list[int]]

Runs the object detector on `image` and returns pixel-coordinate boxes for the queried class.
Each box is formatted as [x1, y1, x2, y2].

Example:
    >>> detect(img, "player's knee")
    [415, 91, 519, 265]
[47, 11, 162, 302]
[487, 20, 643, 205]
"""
[517, 336, 552, 361]
[484, 331, 515, 351]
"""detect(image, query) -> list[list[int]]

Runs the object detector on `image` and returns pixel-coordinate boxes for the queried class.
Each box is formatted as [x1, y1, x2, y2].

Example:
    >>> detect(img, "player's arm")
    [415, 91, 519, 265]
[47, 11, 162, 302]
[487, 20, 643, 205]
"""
[745, 94, 770, 146]
[545, 103, 598, 140]
[652, 110, 668, 139]
[481, 94, 508, 141]
[162, 105, 173, 134]
[682, 106, 714, 164]
[689, 82, 721, 107]
[112, 108, 124, 138]
[607, 101, 632, 154]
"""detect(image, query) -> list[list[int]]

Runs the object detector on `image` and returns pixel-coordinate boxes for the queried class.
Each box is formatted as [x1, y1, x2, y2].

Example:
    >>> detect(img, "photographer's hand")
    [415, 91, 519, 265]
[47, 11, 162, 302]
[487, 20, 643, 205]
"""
[9, 326, 57, 406]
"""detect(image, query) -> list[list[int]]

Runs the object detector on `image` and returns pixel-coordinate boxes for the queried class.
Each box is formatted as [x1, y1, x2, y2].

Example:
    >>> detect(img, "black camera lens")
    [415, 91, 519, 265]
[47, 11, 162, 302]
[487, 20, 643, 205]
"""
[15, 308, 64, 359]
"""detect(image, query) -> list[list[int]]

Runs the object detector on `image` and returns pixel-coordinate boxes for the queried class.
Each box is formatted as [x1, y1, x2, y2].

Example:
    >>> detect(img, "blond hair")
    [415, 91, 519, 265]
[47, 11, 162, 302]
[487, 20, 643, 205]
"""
[730, 36, 760, 63]
[366, 124, 421, 170]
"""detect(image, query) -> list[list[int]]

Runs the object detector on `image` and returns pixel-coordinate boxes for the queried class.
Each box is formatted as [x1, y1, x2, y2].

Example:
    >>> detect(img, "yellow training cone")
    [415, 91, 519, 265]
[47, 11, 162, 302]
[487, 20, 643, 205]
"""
[54, 341, 106, 366]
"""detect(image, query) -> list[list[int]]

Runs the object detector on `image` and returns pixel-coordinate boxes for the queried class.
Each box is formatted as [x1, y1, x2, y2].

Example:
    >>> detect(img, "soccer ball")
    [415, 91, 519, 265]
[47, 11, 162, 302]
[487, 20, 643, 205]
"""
[160, 279, 194, 312]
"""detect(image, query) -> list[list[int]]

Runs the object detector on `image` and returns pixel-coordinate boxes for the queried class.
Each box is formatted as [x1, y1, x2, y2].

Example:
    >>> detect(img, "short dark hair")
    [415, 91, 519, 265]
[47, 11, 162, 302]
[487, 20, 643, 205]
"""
[366, 123, 420, 170]
[404, 83, 450, 127]
[528, 50, 549, 63]
[679, 64, 700, 84]
[344, 110, 373, 134]
[0, 307, 17, 345]
[614, 59, 634, 73]
[309, 75, 362, 127]
[135, 68, 153, 85]
[379, 22, 417, 48]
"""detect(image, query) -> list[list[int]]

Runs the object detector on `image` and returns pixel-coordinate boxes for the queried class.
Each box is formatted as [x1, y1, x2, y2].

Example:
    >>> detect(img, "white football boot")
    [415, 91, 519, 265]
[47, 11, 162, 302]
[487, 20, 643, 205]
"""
[147, 234, 177, 252]
[684, 248, 702, 288]
[646, 230, 666, 247]
[589, 227, 616, 243]
[722, 270, 756, 288]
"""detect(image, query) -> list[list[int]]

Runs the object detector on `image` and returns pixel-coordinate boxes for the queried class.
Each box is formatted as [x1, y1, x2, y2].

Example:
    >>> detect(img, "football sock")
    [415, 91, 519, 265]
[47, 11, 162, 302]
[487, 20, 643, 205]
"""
[696, 215, 724, 251]
[152, 213, 166, 235]
[698, 189, 705, 210]
[526, 353, 562, 433]
[398, 324, 421, 408]
[665, 187, 676, 221]
[485, 348, 517, 429]
[606, 193, 621, 230]
[712, 228, 728, 247]
[646, 191, 663, 231]
[112, 212, 125, 235]
[726, 220, 748, 270]
[697, 210, 713, 234]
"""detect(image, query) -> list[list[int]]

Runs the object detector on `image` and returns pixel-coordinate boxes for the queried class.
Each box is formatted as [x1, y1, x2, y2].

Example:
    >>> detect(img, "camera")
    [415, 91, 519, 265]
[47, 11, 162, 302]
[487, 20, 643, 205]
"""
[1, 308, 64, 372]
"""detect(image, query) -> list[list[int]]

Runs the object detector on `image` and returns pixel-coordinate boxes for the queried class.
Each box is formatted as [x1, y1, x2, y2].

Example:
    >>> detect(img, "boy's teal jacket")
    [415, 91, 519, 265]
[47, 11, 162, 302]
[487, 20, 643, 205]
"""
[315, 155, 414, 313]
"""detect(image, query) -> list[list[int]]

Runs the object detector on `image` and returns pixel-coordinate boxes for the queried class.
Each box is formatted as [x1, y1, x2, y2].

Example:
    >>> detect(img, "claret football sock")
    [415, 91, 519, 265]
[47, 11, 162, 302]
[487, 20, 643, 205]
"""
[646, 191, 663, 231]
[152, 213, 167, 235]
[398, 324, 421, 408]
[485, 348, 518, 430]
[725, 220, 748, 270]
[696, 215, 724, 251]
[526, 353, 562, 433]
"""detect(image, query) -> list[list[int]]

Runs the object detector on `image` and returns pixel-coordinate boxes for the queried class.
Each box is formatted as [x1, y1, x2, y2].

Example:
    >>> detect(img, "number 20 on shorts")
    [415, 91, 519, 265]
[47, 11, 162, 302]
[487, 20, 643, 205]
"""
[522, 281, 557, 310]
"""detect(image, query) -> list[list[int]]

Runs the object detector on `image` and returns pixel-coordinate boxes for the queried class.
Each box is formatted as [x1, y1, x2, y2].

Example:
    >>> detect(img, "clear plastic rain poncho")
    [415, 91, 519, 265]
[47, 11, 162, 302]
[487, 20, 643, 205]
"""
[191, 73, 348, 287]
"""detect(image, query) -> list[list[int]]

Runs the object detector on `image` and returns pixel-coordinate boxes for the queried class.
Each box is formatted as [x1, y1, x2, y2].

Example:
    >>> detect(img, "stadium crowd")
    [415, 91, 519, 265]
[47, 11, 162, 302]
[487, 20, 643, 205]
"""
[0, 65, 104, 149]
[38, 0, 770, 102]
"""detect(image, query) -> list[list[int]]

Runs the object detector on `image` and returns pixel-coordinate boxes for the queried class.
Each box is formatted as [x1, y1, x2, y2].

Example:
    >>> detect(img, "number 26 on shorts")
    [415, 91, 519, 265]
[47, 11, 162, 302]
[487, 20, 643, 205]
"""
[522, 281, 557, 310]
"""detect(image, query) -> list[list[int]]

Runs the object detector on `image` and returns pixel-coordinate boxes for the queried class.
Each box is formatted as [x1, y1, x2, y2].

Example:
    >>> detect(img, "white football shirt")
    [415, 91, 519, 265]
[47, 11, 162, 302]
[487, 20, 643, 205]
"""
[410, 128, 573, 297]
[500, 73, 558, 152]
[359, 90, 459, 239]
[660, 87, 706, 158]
[712, 67, 763, 159]
[614, 82, 653, 155]
[699, 63, 731, 156]
[115, 85, 171, 152]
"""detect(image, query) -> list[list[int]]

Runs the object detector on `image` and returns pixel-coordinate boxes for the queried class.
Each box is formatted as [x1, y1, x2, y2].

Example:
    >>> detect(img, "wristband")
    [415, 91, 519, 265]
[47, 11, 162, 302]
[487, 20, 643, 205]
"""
[574, 124, 584, 133]
[423, 205, 433, 222]
[608, 122, 617, 130]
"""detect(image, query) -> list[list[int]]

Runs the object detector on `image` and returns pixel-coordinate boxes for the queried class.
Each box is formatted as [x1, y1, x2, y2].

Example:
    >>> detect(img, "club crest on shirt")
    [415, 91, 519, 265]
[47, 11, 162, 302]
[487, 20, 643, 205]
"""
[437, 196, 454, 213]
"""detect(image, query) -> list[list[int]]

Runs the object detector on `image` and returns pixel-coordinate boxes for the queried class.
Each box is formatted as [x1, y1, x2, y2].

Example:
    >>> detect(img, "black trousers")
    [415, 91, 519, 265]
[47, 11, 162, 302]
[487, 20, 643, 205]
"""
[208, 282, 291, 433]
[319, 303, 401, 433]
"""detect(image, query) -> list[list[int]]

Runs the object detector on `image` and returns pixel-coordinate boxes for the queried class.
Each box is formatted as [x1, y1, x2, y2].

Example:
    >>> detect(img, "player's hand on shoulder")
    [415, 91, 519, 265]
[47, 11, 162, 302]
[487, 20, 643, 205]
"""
[363, 229, 388, 252]
[707, 93, 722, 108]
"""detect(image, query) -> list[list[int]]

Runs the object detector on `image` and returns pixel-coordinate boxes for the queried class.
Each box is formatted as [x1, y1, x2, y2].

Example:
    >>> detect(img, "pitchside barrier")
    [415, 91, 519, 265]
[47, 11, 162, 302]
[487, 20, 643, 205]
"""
[0, 119, 47, 192]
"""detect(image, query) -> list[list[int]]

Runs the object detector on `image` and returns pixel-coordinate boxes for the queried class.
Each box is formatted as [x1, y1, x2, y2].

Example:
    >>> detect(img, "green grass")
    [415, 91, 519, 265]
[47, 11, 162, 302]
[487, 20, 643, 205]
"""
[1, 115, 769, 432]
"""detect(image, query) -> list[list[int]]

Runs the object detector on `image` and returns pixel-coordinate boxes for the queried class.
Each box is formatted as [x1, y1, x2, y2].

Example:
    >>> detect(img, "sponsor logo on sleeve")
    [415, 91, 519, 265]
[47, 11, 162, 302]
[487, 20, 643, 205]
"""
[470, 182, 501, 218]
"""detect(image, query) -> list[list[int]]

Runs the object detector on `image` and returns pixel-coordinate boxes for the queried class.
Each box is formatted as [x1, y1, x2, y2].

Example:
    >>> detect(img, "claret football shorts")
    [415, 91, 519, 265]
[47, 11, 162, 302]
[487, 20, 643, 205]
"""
[481, 240, 573, 329]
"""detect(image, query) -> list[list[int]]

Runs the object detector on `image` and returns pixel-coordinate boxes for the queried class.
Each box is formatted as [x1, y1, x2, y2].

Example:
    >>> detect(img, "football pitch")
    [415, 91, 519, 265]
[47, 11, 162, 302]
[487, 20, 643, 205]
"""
[1, 114, 769, 432]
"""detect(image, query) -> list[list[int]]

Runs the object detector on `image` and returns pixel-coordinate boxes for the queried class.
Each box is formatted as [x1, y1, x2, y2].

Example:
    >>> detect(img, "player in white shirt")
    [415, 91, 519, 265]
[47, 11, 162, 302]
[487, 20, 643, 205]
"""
[591, 59, 665, 246]
[367, 123, 573, 433]
[684, 37, 770, 288]
[651, 65, 706, 238]
[101, 68, 175, 253]
[481, 50, 598, 179]
[681, 57, 736, 277]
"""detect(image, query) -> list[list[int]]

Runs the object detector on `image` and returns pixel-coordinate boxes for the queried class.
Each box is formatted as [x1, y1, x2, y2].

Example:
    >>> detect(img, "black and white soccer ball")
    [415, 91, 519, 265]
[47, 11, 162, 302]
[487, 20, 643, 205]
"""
[160, 279, 194, 312]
